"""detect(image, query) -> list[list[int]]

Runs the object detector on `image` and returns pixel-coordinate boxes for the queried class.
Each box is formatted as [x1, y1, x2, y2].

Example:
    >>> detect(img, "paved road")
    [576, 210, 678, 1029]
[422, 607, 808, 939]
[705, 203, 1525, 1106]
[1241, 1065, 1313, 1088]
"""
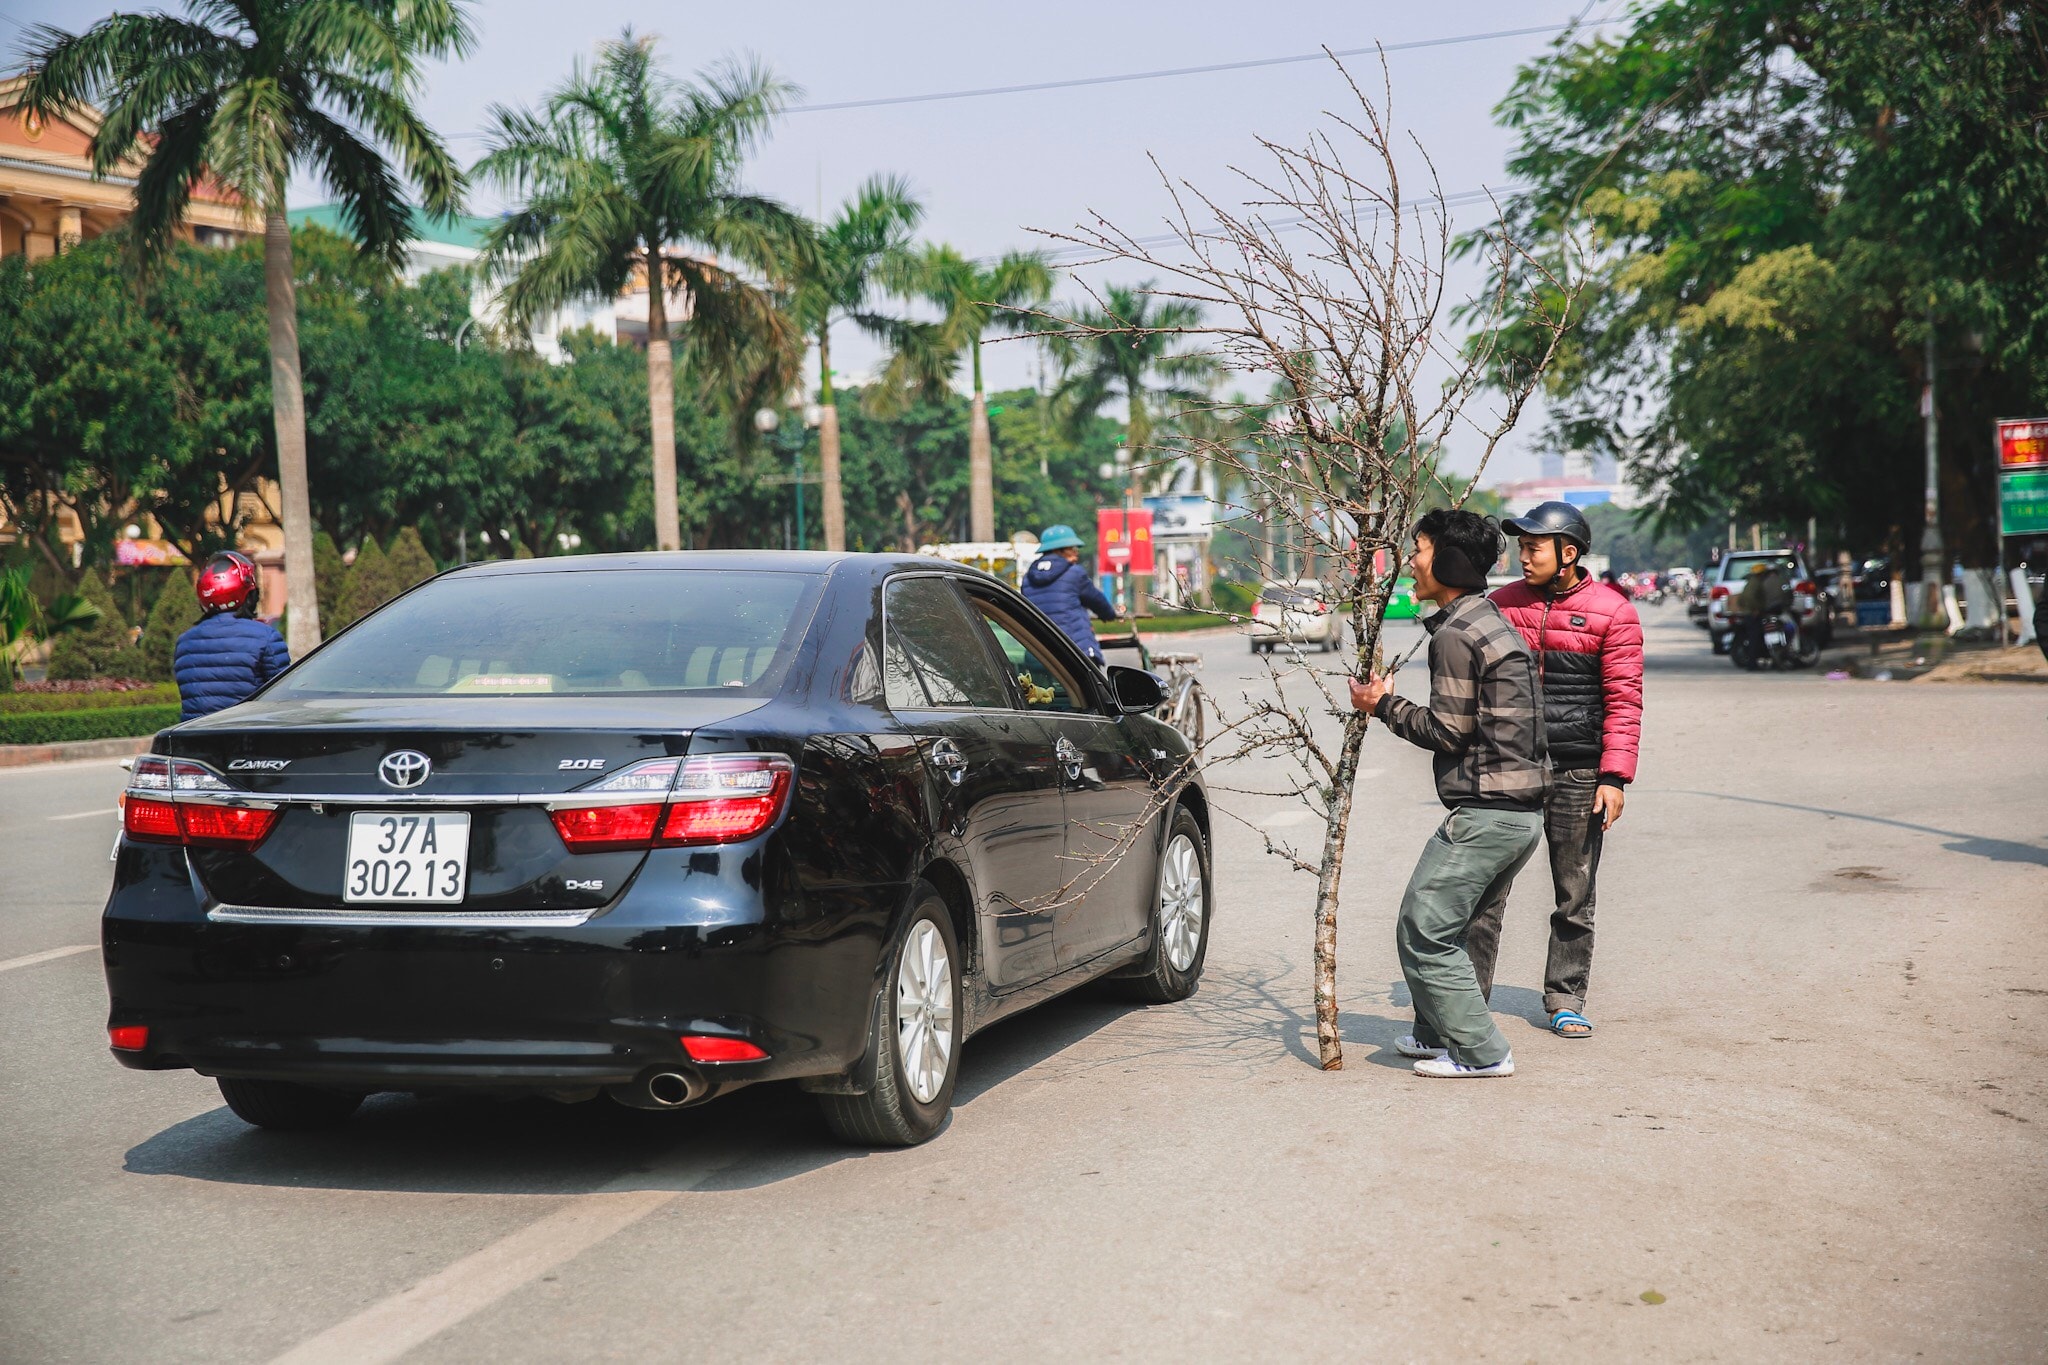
[3, 607, 2044, 1362]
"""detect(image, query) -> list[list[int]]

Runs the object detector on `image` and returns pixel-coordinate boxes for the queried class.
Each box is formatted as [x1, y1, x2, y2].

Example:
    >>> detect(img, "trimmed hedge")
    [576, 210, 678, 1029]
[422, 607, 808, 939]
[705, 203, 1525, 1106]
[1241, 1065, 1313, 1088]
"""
[1131, 612, 1234, 633]
[0, 703, 181, 746]
[0, 684, 179, 715]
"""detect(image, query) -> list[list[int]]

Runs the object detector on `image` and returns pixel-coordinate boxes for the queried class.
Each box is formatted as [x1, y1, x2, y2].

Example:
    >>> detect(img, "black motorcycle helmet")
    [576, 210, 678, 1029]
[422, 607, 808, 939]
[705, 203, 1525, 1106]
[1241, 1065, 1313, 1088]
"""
[1502, 500, 1593, 587]
[1500, 500, 1593, 551]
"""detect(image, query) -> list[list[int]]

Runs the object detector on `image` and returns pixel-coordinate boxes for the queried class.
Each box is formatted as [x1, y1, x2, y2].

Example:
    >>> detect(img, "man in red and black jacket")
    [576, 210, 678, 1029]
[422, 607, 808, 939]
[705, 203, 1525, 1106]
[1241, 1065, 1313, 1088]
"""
[1464, 502, 1643, 1039]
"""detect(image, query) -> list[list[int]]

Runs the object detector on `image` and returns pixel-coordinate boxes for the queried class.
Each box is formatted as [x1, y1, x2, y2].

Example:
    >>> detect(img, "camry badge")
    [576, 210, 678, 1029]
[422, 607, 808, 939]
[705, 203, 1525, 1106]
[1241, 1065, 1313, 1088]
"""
[228, 758, 291, 771]
[378, 750, 432, 790]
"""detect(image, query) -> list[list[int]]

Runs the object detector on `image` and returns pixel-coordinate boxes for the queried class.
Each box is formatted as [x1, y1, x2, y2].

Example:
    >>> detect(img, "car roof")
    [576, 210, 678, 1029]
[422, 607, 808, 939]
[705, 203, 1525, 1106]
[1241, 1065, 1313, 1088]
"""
[447, 550, 950, 579]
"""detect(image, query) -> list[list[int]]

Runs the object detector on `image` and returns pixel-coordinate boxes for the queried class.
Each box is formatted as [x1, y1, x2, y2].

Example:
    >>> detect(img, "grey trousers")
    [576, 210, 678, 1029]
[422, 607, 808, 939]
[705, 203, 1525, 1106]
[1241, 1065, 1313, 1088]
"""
[1465, 767, 1606, 1017]
[1399, 806, 1543, 1068]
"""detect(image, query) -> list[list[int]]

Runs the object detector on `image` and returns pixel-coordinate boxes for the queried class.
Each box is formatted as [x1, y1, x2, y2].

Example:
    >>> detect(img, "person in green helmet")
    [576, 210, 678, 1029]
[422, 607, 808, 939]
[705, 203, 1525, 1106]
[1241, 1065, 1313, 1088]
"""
[1022, 524, 1122, 661]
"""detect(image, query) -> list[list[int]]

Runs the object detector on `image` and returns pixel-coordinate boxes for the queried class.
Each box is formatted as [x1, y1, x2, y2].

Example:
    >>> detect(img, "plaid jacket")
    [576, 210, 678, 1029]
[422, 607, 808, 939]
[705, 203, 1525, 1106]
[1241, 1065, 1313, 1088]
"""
[1373, 592, 1549, 811]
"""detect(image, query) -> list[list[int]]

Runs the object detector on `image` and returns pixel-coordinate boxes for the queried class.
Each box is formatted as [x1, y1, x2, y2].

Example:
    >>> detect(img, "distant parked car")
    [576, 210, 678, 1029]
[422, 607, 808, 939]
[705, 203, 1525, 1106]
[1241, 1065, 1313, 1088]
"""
[1384, 577, 1420, 620]
[1705, 550, 1831, 654]
[1250, 579, 1345, 653]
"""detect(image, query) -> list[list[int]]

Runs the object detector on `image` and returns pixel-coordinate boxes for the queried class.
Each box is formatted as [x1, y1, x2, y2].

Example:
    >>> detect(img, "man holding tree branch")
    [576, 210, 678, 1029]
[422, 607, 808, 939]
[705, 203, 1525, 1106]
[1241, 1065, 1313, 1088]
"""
[1351, 509, 1549, 1078]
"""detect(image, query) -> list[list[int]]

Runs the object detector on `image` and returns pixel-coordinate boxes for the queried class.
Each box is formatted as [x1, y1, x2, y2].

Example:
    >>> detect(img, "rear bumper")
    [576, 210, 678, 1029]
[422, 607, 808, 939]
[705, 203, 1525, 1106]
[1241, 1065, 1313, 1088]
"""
[102, 843, 898, 1093]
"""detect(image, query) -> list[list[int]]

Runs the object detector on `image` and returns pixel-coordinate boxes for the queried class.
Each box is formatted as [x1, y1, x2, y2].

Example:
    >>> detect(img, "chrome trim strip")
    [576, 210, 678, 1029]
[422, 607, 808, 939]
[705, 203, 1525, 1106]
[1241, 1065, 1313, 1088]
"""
[207, 903, 596, 928]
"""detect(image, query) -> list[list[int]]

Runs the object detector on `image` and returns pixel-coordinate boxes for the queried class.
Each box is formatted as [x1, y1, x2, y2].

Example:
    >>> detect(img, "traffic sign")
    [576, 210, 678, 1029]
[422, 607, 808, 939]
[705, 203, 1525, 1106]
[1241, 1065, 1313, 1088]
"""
[1997, 418, 2048, 471]
[1999, 469, 2048, 537]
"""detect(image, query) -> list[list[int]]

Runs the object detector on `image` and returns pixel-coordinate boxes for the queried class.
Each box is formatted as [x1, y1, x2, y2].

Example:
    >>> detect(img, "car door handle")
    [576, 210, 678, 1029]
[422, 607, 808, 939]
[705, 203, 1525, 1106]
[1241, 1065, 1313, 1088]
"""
[1055, 736, 1083, 782]
[928, 738, 968, 786]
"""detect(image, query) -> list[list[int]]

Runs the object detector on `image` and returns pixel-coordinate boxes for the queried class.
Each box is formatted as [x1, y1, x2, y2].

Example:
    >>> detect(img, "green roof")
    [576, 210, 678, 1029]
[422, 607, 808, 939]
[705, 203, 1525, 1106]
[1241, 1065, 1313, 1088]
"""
[287, 203, 499, 250]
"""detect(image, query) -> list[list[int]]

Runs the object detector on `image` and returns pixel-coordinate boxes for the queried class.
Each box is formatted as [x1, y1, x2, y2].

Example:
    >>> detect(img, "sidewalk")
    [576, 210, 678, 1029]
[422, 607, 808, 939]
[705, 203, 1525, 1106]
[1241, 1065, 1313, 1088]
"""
[0, 735, 154, 770]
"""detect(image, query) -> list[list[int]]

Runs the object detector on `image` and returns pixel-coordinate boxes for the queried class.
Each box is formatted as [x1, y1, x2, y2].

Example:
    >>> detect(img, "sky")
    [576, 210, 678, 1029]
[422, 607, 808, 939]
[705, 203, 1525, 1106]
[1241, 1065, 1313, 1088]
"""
[5, 0, 1619, 482]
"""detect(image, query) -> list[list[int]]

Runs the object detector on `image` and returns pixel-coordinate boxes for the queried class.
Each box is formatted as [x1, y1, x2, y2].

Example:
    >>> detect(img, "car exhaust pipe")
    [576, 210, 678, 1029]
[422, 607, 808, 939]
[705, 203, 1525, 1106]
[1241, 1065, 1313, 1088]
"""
[608, 1068, 707, 1111]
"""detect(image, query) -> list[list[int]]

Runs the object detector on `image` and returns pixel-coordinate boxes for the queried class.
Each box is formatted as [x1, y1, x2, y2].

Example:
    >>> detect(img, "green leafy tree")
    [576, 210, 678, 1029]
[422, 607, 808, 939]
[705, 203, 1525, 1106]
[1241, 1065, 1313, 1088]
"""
[1476, 1, 2048, 571]
[386, 527, 439, 591]
[898, 245, 1055, 541]
[46, 569, 139, 681]
[1038, 283, 1219, 500]
[139, 569, 202, 681]
[333, 538, 395, 633]
[788, 174, 938, 552]
[312, 531, 346, 629]
[476, 29, 806, 553]
[23, 0, 474, 657]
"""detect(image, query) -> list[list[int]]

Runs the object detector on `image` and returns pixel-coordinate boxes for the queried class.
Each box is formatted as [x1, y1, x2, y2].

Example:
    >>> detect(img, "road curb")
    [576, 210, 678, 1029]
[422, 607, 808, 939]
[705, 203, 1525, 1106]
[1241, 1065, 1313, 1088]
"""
[0, 735, 155, 769]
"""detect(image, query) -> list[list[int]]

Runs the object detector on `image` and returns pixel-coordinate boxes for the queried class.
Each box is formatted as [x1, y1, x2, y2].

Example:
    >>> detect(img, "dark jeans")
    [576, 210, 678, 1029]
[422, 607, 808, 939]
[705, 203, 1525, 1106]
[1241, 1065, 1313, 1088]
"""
[1465, 767, 1605, 1016]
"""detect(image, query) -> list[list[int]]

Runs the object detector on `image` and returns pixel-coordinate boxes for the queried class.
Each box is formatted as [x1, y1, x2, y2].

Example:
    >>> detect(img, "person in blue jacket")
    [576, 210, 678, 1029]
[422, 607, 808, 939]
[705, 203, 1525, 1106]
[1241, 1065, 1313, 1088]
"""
[1022, 524, 1122, 662]
[174, 550, 291, 720]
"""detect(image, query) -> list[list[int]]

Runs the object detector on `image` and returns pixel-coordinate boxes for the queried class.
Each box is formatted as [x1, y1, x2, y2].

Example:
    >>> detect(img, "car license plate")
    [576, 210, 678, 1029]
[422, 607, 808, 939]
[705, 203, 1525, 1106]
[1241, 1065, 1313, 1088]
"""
[344, 811, 470, 903]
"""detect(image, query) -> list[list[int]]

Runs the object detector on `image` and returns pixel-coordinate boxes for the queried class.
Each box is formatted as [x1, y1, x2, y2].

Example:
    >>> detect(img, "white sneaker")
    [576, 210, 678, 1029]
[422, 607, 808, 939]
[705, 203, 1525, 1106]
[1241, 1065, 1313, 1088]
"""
[1395, 1035, 1447, 1059]
[1412, 1052, 1514, 1078]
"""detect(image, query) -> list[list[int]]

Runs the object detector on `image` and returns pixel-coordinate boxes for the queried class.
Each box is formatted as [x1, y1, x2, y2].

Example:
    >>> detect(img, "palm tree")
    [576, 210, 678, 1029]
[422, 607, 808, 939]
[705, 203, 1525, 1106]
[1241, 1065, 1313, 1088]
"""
[901, 245, 1054, 542]
[22, 0, 472, 658]
[788, 175, 930, 552]
[475, 31, 807, 552]
[1041, 284, 1219, 507]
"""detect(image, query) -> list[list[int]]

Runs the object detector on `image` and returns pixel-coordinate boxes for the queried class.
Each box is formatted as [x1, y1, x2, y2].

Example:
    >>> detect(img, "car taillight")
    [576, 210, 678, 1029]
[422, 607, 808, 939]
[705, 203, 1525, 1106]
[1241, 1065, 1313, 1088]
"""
[660, 755, 794, 846]
[550, 754, 795, 853]
[123, 758, 276, 849]
[108, 1025, 148, 1051]
[681, 1035, 768, 1063]
[548, 802, 665, 852]
[1795, 580, 1817, 595]
[1711, 585, 1729, 599]
[177, 803, 280, 848]
[123, 796, 183, 843]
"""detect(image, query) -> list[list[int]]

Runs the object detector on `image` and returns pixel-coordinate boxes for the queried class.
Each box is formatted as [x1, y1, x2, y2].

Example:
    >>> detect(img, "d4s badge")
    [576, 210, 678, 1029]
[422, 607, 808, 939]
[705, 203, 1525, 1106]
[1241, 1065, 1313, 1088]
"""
[566, 879, 605, 892]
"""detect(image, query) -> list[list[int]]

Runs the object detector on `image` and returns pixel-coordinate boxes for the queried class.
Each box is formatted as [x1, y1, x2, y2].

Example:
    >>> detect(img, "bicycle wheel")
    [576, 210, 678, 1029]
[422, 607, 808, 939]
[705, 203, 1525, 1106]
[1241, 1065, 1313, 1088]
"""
[1171, 682, 1206, 751]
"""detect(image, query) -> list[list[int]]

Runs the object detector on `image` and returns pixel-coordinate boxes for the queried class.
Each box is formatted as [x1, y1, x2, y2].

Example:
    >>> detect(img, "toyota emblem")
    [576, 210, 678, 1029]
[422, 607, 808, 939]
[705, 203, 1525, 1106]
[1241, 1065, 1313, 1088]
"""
[378, 750, 432, 790]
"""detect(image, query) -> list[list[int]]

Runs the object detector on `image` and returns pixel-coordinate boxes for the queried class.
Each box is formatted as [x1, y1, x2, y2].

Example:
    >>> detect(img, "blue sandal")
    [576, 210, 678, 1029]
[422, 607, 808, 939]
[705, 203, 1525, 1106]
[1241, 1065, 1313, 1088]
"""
[1549, 1009, 1594, 1038]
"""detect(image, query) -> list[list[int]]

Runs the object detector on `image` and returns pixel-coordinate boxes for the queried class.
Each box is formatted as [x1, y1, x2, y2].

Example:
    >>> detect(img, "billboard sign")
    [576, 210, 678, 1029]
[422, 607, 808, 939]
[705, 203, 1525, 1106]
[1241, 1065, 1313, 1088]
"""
[1997, 418, 2048, 471]
[1143, 493, 1217, 541]
[1095, 508, 1155, 574]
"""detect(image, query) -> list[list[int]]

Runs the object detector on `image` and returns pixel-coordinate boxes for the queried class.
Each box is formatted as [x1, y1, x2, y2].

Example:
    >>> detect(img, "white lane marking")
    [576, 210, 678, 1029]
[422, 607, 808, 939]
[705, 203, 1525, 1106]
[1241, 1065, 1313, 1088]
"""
[269, 1152, 735, 1365]
[0, 757, 129, 778]
[47, 807, 118, 821]
[1259, 810, 1316, 828]
[0, 944, 96, 973]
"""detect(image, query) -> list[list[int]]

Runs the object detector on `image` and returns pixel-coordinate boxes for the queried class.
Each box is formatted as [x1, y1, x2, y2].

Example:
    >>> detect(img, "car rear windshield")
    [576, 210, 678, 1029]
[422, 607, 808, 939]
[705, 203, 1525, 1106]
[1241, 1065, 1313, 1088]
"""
[273, 569, 823, 697]
[1261, 585, 1318, 605]
[1720, 554, 1797, 581]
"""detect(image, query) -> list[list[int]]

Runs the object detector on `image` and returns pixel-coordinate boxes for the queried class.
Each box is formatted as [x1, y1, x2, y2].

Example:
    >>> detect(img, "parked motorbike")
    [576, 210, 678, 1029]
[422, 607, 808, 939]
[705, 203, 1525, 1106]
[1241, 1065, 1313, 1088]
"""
[1727, 609, 1821, 671]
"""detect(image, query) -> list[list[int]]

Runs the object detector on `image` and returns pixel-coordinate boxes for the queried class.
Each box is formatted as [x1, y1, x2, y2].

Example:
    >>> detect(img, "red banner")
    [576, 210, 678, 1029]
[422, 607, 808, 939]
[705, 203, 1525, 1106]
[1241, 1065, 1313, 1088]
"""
[1095, 508, 1155, 574]
[1998, 418, 2048, 470]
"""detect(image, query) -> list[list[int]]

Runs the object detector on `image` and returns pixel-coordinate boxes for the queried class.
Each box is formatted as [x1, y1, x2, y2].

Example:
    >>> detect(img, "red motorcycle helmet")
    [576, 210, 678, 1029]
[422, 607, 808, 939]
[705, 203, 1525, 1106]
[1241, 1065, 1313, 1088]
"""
[195, 550, 260, 615]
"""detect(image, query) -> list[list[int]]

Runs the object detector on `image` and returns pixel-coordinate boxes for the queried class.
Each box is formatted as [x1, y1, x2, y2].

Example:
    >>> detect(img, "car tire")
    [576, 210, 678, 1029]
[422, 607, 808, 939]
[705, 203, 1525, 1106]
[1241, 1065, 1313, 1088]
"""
[819, 887, 962, 1147]
[216, 1077, 364, 1130]
[1116, 806, 1212, 1004]
[1710, 629, 1729, 655]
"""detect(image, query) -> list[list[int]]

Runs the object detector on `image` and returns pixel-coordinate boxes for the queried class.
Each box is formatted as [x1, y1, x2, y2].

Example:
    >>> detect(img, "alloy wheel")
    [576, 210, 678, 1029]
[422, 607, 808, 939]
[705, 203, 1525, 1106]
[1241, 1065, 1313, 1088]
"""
[894, 920, 955, 1104]
[1158, 832, 1204, 971]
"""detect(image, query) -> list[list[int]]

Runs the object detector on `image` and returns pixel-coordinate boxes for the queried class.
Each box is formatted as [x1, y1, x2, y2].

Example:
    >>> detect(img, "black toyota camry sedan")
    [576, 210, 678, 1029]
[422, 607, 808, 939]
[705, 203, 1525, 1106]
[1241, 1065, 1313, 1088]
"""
[103, 552, 1211, 1145]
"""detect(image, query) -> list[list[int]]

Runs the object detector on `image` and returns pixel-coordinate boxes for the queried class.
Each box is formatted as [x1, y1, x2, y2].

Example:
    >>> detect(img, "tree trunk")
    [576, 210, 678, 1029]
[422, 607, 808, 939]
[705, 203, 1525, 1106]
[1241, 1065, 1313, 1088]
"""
[1310, 717, 1369, 1070]
[646, 254, 681, 552]
[969, 339, 995, 542]
[818, 326, 846, 551]
[263, 210, 321, 657]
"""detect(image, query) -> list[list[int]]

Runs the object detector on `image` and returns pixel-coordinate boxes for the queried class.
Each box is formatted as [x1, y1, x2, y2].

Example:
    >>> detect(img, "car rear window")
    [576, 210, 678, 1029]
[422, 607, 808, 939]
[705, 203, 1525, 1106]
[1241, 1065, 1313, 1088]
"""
[1261, 585, 1316, 605]
[274, 569, 822, 697]
[1719, 555, 1797, 581]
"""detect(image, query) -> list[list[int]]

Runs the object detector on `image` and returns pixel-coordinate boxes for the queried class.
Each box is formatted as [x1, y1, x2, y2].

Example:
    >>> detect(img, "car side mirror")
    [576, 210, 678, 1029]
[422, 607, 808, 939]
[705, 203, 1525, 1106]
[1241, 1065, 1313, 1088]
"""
[1106, 665, 1164, 714]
